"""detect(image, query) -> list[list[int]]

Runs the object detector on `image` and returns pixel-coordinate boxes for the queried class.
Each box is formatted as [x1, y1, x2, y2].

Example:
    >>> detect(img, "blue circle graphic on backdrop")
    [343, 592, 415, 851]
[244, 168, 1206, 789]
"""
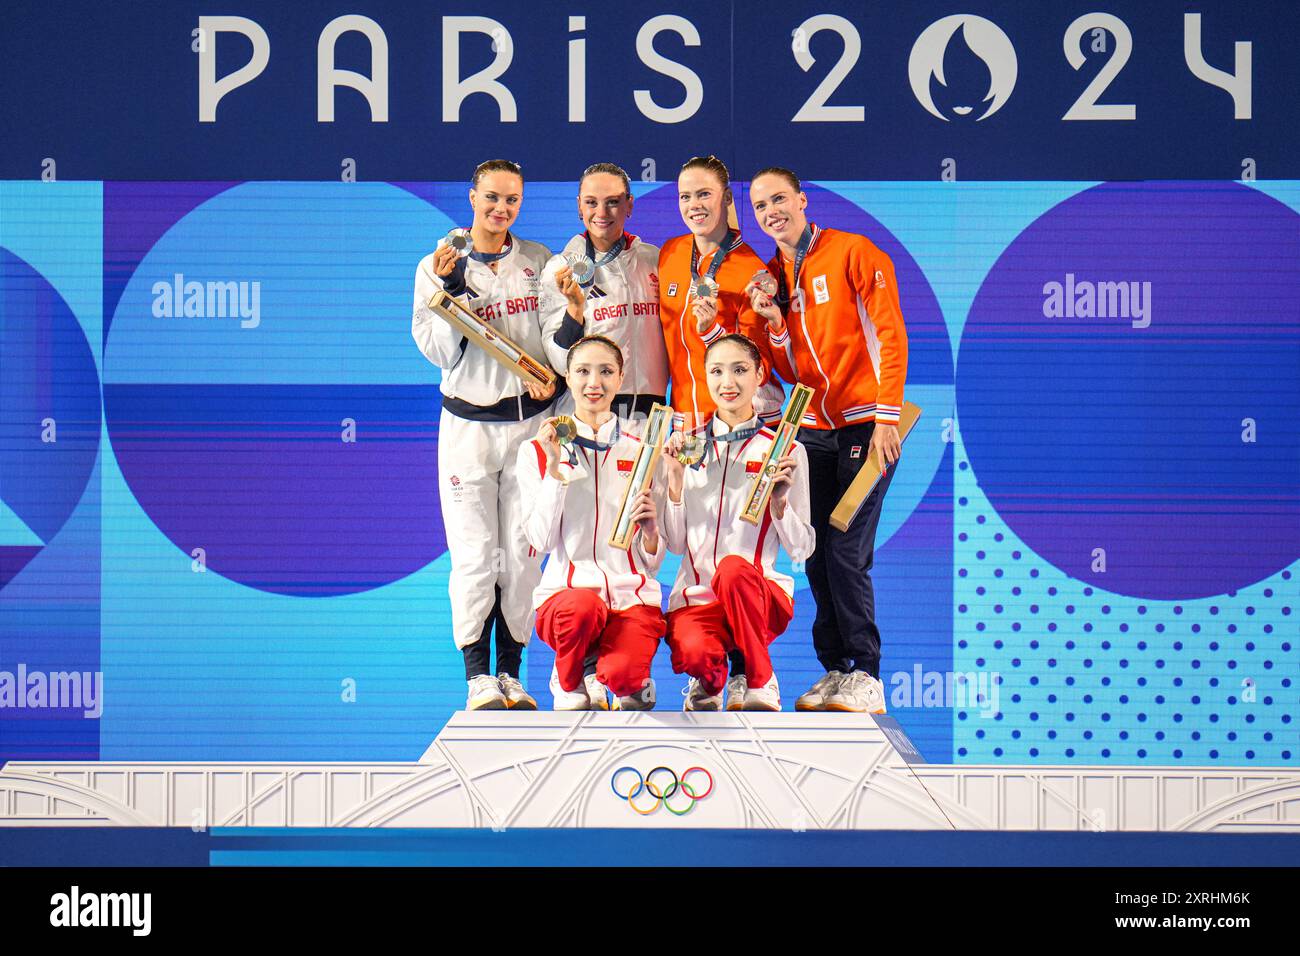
[957, 182, 1300, 599]
[103, 182, 455, 596]
[0, 247, 101, 590]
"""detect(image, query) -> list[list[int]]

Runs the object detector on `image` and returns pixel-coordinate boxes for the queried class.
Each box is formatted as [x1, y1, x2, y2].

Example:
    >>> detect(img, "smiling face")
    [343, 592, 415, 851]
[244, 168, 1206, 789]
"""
[749, 173, 808, 248]
[566, 339, 625, 418]
[677, 167, 731, 240]
[578, 172, 632, 248]
[469, 171, 523, 237]
[705, 339, 762, 419]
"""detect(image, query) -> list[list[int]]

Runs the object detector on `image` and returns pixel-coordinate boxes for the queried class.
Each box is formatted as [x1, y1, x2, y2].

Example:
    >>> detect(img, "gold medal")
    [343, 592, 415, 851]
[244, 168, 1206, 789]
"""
[676, 434, 706, 466]
[552, 415, 577, 445]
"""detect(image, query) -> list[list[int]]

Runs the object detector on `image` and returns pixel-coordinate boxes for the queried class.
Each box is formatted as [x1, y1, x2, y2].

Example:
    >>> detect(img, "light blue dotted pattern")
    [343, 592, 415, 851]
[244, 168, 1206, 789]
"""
[952, 427, 1297, 766]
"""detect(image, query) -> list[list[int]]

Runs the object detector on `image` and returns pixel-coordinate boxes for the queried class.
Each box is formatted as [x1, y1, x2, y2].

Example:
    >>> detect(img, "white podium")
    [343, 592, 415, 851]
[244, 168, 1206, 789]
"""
[2, 711, 1298, 831]
[417, 710, 933, 830]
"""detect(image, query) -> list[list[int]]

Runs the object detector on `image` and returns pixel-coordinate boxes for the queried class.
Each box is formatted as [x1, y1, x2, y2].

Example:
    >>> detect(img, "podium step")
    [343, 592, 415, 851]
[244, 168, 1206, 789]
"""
[417, 710, 935, 830]
[2, 711, 1298, 831]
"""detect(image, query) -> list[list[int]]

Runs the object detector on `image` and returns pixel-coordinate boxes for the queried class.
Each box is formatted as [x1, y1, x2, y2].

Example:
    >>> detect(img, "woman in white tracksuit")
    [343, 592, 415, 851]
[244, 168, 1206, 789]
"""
[662, 333, 815, 712]
[412, 159, 556, 711]
[516, 335, 668, 712]
[540, 162, 668, 422]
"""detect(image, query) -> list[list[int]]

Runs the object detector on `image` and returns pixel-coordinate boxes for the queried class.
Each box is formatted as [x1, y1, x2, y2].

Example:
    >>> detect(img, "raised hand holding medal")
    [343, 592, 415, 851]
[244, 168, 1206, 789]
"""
[554, 261, 587, 316]
[745, 269, 783, 327]
[691, 285, 720, 334]
[431, 229, 470, 278]
[675, 432, 706, 466]
[563, 251, 597, 286]
[444, 227, 474, 258]
[551, 415, 578, 446]
[689, 228, 733, 335]
[534, 416, 568, 482]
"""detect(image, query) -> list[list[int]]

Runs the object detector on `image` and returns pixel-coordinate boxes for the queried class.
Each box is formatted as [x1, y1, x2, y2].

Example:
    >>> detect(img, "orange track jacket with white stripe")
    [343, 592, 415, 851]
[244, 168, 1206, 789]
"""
[765, 224, 909, 428]
[516, 415, 667, 612]
[658, 233, 778, 425]
[660, 414, 815, 614]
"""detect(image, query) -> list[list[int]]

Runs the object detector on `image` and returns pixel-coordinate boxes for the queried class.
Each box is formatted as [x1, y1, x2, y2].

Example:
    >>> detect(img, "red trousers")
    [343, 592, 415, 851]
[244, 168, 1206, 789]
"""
[536, 589, 665, 698]
[666, 555, 793, 695]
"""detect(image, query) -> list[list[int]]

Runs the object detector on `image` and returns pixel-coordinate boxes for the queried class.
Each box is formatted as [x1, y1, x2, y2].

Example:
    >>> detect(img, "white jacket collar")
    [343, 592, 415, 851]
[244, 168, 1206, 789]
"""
[574, 412, 619, 442]
[711, 412, 759, 436]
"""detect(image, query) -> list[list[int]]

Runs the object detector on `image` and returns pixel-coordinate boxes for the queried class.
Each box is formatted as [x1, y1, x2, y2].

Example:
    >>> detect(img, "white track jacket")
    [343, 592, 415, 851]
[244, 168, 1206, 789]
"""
[412, 233, 554, 411]
[517, 414, 667, 611]
[539, 233, 668, 400]
[661, 414, 816, 612]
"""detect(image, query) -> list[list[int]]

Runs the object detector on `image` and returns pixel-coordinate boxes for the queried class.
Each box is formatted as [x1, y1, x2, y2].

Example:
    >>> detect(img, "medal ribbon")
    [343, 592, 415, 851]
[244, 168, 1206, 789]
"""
[693, 420, 762, 469]
[689, 229, 736, 289]
[581, 233, 627, 286]
[566, 418, 622, 465]
[776, 224, 814, 318]
[469, 233, 513, 264]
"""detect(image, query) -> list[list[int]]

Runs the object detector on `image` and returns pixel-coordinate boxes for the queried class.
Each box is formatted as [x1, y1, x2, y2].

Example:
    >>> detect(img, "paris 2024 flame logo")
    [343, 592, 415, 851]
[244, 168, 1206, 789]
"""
[908, 14, 1018, 122]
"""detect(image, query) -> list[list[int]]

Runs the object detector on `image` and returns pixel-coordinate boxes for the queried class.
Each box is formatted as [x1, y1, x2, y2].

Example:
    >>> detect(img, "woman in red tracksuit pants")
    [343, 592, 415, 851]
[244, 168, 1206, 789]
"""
[516, 334, 668, 711]
[661, 333, 815, 711]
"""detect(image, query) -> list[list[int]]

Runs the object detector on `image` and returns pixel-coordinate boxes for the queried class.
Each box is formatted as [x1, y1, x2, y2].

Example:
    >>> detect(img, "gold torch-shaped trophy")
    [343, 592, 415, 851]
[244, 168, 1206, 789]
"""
[425, 289, 555, 389]
[608, 403, 672, 550]
[739, 384, 815, 524]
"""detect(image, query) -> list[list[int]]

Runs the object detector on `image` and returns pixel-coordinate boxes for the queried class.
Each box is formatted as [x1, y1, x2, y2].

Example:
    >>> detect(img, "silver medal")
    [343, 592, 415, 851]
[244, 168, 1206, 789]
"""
[445, 228, 474, 258]
[564, 252, 596, 285]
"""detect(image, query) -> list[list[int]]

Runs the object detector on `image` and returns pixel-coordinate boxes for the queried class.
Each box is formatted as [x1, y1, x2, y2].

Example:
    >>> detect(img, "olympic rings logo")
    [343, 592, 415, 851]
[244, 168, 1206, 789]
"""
[610, 766, 714, 816]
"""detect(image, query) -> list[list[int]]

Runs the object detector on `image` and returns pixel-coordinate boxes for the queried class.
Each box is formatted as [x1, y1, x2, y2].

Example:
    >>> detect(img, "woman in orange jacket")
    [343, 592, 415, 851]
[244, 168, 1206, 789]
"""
[658, 155, 782, 435]
[744, 166, 909, 715]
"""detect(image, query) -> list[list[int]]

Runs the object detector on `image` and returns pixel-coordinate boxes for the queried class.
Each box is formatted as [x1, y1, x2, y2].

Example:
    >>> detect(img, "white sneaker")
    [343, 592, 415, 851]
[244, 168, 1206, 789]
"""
[826, 671, 887, 714]
[724, 674, 748, 712]
[682, 677, 723, 712]
[612, 678, 656, 711]
[795, 670, 844, 712]
[584, 673, 610, 711]
[497, 673, 537, 711]
[742, 674, 781, 712]
[467, 674, 507, 711]
[549, 664, 590, 711]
